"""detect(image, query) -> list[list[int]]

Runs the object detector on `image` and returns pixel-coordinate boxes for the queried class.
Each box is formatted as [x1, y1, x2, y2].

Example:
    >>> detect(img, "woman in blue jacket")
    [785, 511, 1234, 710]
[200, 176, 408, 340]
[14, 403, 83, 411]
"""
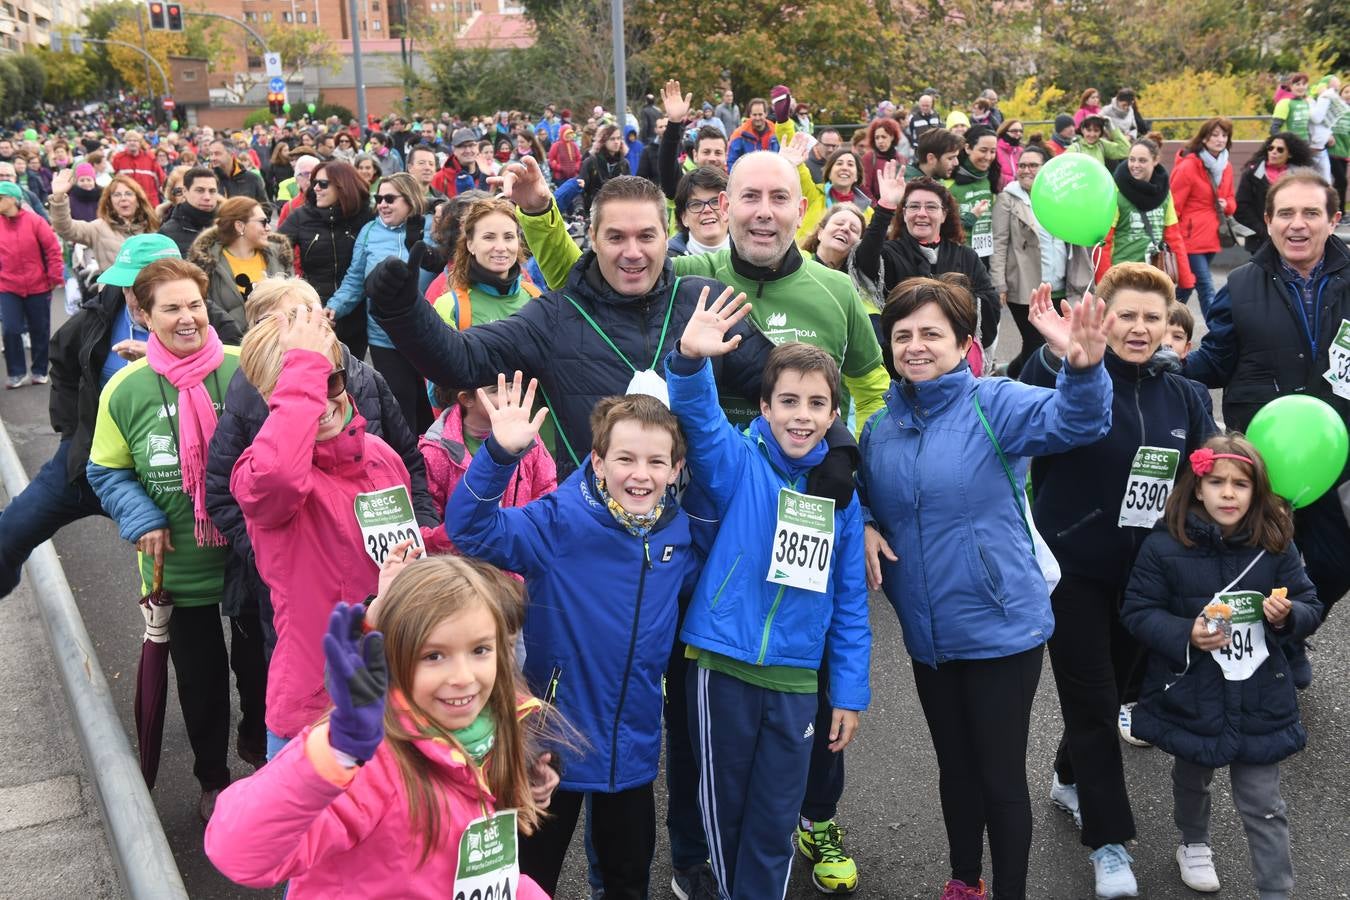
[858, 274, 1114, 900]
[1020, 262, 1216, 898]
[326, 172, 435, 433]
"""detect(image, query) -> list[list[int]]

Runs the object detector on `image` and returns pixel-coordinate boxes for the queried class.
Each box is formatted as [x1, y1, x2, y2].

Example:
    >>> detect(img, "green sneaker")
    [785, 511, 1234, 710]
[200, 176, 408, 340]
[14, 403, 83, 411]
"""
[794, 819, 858, 893]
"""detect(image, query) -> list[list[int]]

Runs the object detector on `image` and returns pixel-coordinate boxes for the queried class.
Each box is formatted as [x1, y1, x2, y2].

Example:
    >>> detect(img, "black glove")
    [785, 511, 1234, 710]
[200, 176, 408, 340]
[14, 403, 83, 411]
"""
[806, 420, 860, 508]
[364, 241, 427, 319]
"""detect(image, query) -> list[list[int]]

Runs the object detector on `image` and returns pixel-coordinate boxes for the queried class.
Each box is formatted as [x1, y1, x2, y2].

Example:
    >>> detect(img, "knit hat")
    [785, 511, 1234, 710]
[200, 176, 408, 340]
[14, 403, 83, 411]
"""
[1054, 114, 1075, 133]
[770, 85, 793, 124]
[945, 110, 971, 130]
[75, 162, 96, 180]
[0, 182, 22, 201]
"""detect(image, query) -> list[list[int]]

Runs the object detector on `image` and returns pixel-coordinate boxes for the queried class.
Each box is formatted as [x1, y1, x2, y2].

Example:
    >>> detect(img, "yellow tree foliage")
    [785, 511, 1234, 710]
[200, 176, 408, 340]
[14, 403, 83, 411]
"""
[1000, 77, 1067, 126]
[107, 16, 185, 95]
[1137, 69, 1272, 140]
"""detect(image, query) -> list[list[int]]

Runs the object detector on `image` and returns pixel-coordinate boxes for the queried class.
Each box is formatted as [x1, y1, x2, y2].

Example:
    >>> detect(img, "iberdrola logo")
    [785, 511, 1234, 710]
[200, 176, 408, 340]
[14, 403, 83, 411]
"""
[766, 312, 788, 328]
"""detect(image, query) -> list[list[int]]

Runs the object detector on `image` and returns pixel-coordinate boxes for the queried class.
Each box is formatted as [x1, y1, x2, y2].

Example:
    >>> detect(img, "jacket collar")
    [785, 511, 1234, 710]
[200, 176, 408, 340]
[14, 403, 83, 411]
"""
[1252, 229, 1350, 279]
[425, 406, 470, 467]
[312, 409, 370, 473]
[1104, 347, 1152, 383]
[576, 458, 680, 535]
[884, 362, 975, 424]
[728, 240, 803, 283]
[1181, 510, 1254, 551]
[173, 201, 215, 229]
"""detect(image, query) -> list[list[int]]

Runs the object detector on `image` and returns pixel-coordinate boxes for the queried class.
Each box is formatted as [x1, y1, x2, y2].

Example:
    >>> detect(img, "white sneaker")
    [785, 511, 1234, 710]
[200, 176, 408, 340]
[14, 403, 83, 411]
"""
[1176, 843, 1220, 892]
[1050, 774, 1082, 828]
[1118, 703, 1151, 747]
[1090, 843, 1139, 898]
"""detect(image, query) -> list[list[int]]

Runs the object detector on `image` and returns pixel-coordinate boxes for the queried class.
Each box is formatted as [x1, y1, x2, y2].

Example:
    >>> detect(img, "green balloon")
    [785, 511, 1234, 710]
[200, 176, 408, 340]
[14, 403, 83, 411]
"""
[170, 120, 179, 131]
[1030, 152, 1117, 246]
[307, 102, 316, 114]
[283, 102, 292, 113]
[1246, 395, 1348, 508]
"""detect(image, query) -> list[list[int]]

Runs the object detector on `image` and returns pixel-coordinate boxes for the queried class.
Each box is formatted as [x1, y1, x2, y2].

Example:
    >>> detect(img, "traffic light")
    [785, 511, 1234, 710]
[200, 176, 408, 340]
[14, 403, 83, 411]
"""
[166, 3, 183, 31]
[147, 1, 166, 28]
[268, 92, 286, 117]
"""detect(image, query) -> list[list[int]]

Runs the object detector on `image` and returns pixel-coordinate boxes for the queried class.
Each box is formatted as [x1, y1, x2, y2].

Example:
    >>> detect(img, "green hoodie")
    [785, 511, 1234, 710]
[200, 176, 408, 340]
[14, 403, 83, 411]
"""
[944, 163, 995, 258]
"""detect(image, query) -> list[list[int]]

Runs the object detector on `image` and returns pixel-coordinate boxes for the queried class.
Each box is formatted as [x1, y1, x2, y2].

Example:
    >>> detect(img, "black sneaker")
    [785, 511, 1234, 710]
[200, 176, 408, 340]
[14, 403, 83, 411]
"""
[672, 862, 719, 900]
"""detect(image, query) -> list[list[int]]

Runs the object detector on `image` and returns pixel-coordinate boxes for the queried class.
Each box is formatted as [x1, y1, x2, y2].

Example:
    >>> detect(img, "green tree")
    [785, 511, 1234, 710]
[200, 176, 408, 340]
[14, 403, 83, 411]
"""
[13, 54, 47, 109]
[35, 46, 100, 105]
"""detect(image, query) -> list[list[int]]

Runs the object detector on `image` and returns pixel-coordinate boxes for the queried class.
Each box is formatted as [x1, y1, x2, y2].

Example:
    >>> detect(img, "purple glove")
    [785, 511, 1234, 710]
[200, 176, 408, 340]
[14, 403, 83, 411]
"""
[323, 602, 388, 764]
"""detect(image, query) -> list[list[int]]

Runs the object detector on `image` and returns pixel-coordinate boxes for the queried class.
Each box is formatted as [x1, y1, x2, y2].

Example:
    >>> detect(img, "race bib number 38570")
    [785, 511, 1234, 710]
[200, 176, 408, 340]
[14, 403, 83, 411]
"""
[454, 809, 519, 900]
[353, 485, 423, 566]
[767, 488, 835, 593]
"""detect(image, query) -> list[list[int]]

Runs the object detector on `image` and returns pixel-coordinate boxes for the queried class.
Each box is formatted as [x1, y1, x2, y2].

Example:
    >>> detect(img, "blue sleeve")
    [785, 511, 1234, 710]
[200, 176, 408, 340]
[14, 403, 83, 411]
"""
[726, 137, 745, 169]
[980, 363, 1113, 458]
[327, 224, 371, 317]
[445, 436, 554, 577]
[664, 352, 752, 518]
[86, 462, 169, 542]
[1183, 284, 1238, 388]
[826, 500, 872, 711]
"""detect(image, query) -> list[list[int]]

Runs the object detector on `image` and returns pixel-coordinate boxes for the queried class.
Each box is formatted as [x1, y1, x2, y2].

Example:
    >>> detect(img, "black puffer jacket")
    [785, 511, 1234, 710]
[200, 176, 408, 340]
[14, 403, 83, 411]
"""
[47, 283, 124, 483]
[205, 345, 440, 620]
[1121, 516, 1320, 767]
[369, 249, 770, 475]
[158, 201, 216, 256]
[277, 202, 375, 302]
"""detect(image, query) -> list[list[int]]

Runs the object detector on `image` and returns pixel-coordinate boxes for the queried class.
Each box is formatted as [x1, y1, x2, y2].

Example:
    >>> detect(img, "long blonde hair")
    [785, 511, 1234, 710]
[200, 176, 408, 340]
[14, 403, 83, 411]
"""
[377, 557, 549, 864]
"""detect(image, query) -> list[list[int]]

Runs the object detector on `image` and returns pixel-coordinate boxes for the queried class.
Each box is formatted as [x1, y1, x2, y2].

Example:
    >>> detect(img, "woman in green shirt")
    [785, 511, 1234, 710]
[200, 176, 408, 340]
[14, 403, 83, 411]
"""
[87, 257, 252, 823]
[1098, 138, 1194, 292]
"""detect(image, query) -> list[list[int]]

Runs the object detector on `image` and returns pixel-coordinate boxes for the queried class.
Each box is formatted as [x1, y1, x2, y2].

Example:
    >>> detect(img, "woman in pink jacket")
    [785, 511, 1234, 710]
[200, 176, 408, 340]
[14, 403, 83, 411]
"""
[232, 290, 428, 759]
[0, 181, 63, 388]
[206, 557, 554, 899]
[1170, 117, 1238, 321]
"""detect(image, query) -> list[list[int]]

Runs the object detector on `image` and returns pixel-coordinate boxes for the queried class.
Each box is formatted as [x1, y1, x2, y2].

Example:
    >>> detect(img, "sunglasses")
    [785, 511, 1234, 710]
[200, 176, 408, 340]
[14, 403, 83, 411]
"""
[374, 193, 401, 205]
[327, 368, 347, 400]
[312, 179, 330, 189]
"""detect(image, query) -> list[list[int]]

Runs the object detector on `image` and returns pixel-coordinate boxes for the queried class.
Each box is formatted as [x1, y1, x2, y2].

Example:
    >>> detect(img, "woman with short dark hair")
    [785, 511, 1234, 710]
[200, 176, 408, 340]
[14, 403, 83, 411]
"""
[1233, 132, 1313, 254]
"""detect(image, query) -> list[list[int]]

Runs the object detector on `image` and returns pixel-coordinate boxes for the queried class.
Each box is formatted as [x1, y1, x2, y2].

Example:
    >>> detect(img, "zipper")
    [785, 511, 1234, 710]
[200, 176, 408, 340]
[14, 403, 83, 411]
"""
[1133, 377, 1146, 444]
[709, 554, 740, 608]
[608, 535, 650, 790]
[756, 585, 786, 665]
[543, 665, 561, 705]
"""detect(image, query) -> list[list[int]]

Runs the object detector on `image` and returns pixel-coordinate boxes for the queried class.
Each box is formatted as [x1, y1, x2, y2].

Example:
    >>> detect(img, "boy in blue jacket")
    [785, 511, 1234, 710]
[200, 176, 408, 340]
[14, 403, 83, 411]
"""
[664, 287, 872, 899]
[446, 371, 700, 900]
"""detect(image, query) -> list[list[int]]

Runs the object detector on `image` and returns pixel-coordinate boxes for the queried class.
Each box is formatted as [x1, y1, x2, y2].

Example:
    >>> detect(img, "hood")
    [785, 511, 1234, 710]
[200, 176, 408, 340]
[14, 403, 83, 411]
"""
[188, 224, 292, 269]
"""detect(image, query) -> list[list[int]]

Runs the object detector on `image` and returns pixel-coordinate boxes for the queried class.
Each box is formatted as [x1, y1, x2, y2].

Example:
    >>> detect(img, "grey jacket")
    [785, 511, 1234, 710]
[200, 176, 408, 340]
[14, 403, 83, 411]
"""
[991, 185, 1094, 303]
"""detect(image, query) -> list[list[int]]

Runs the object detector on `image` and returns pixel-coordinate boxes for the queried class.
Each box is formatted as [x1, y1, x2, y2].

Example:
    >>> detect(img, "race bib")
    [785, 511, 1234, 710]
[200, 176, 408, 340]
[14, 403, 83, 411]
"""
[627, 368, 670, 407]
[1118, 446, 1180, 528]
[767, 488, 835, 593]
[353, 485, 423, 567]
[1208, 591, 1269, 681]
[1323, 319, 1350, 400]
[453, 809, 519, 900]
[972, 229, 993, 256]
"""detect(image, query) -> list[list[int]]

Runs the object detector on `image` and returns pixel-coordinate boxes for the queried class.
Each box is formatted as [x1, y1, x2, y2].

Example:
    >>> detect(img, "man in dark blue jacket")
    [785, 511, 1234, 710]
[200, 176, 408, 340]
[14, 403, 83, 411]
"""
[1186, 172, 1349, 687]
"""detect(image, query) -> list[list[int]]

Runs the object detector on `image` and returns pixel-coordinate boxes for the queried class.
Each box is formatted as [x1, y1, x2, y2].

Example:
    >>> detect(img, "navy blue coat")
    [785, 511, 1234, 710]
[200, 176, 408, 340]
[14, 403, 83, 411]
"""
[1022, 348, 1216, 587]
[1120, 516, 1321, 767]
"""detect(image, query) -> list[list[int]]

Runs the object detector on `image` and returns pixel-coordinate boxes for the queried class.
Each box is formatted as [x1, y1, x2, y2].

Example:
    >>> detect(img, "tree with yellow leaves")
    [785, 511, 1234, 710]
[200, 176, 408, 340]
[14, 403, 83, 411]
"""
[107, 14, 184, 95]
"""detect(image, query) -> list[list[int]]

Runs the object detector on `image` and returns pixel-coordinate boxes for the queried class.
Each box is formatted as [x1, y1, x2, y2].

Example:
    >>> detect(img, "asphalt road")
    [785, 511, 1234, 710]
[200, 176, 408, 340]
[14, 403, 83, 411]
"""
[2, 268, 1348, 900]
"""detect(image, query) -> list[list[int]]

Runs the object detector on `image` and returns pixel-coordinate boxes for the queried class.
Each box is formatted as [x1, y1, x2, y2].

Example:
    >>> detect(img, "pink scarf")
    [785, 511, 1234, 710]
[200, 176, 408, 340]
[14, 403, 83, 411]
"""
[146, 327, 227, 547]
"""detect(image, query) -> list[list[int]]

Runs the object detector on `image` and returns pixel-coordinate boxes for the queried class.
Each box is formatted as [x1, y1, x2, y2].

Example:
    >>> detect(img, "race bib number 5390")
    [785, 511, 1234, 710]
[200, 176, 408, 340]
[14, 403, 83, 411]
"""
[1118, 446, 1180, 528]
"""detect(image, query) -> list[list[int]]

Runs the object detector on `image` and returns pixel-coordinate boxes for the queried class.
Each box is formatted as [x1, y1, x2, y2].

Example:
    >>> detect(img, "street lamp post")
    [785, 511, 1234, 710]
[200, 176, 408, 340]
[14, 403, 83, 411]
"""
[610, 0, 626, 129]
[348, 0, 368, 130]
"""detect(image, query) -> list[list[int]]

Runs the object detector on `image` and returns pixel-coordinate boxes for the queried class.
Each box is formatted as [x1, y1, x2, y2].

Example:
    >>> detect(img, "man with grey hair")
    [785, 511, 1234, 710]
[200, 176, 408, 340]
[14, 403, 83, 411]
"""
[980, 88, 1005, 129]
[277, 154, 320, 226]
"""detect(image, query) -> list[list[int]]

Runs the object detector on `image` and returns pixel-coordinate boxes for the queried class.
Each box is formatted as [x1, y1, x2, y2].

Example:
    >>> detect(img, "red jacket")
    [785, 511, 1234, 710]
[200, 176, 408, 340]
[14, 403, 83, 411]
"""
[1170, 150, 1237, 256]
[230, 350, 423, 738]
[0, 210, 63, 296]
[110, 148, 165, 204]
[548, 138, 582, 182]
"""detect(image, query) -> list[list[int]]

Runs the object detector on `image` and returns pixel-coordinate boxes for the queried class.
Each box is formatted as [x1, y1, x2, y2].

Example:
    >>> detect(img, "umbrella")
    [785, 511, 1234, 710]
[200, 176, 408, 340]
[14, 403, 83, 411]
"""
[134, 558, 173, 789]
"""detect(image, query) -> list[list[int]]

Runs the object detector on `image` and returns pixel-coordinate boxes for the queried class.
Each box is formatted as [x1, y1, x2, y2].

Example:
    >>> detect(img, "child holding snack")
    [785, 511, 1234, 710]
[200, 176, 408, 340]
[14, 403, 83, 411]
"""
[1121, 434, 1320, 899]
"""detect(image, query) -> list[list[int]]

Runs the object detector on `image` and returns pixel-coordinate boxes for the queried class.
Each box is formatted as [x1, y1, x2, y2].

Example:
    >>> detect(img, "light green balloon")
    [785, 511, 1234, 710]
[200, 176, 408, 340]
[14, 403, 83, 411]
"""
[1030, 152, 1117, 246]
[170, 120, 179, 131]
[283, 102, 292, 114]
[1246, 395, 1349, 508]
[307, 102, 316, 114]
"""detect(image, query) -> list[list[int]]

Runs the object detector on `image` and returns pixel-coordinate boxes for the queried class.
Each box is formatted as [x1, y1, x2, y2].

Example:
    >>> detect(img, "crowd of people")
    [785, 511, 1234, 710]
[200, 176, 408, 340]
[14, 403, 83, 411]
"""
[0, 70, 1347, 900]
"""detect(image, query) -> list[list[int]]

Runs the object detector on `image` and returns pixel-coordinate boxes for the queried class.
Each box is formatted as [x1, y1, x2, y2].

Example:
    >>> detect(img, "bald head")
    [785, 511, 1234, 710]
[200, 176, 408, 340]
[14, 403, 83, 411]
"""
[726, 152, 807, 267]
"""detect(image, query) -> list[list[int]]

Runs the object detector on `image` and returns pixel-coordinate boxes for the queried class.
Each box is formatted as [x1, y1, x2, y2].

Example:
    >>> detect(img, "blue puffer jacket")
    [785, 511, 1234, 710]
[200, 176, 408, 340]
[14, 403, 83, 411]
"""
[858, 362, 1112, 667]
[327, 214, 434, 350]
[447, 437, 699, 793]
[666, 354, 871, 711]
[1121, 516, 1321, 767]
[1023, 347, 1216, 588]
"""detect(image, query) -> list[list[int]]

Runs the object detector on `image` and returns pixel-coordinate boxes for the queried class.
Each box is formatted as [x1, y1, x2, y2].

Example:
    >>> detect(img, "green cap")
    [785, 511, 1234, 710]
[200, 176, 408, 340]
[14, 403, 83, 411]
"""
[0, 182, 22, 201]
[97, 233, 182, 286]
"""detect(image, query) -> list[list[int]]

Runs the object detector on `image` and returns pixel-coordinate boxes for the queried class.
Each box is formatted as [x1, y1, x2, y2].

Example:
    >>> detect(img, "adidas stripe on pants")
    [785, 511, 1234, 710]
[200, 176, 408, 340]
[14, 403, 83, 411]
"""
[690, 665, 818, 899]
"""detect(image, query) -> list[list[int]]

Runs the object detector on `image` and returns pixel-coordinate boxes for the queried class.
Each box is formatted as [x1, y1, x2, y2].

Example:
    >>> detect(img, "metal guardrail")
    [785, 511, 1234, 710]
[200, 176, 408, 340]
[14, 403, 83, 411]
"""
[0, 421, 188, 900]
[817, 114, 1275, 135]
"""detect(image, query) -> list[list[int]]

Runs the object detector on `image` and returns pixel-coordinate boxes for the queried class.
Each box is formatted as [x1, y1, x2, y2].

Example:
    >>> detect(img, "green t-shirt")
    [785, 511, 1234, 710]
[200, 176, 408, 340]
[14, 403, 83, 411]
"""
[1273, 97, 1311, 141]
[690, 648, 817, 694]
[1111, 193, 1177, 265]
[945, 169, 995, 258]
[89, 349, 241, 606]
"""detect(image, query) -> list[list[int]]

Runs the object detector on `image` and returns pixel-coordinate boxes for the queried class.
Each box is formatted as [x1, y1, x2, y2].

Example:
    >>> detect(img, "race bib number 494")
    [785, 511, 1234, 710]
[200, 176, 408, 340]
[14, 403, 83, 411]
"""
[767, 488, 835, 593]
[454, 809, 519, 900]
[1210, 591, 1269, 681]
[1118, 446, 1180, 528]
[353, 485, 423, 566]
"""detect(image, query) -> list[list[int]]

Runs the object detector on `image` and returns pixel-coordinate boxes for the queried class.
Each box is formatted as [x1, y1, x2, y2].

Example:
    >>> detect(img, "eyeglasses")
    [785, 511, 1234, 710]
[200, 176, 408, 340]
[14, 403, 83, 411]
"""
[1006, 128, 1024, 135]
[327, 368, 347, 400]
[110, 191, 137, 200]
[819, 143, 841, 152]
[374, 194, 401, 205]
[1016, 161, 1041, 171]
[685, 197, 720, 214]
[312, 179, 330, 189]
[904, 203, 944, 214]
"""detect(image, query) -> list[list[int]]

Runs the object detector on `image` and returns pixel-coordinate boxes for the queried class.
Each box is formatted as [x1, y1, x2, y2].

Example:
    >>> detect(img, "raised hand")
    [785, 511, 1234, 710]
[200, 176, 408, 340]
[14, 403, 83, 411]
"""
[50, 168, 74, 197]
[323, 602, 388, 764]
[480, 370, 549, 454]
[490, 156, 551, 215]
[1063, 292, 1114, 370]
[661, 79, 692, 124]
[780, 133, 809, 169]
[277, 303, 336, 357]
[877, 159, 906, 210]
[677, 286, 751, 359]
[362, 539, 425, 630]
[1026, 283, 1070, 359]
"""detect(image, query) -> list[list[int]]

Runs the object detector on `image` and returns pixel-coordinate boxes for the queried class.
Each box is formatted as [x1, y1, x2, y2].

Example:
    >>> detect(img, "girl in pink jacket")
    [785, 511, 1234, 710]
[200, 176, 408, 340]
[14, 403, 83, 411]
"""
[232, 294, 430, 757]
[422, 381, 557, 553]
[206, 556, 555, 898]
